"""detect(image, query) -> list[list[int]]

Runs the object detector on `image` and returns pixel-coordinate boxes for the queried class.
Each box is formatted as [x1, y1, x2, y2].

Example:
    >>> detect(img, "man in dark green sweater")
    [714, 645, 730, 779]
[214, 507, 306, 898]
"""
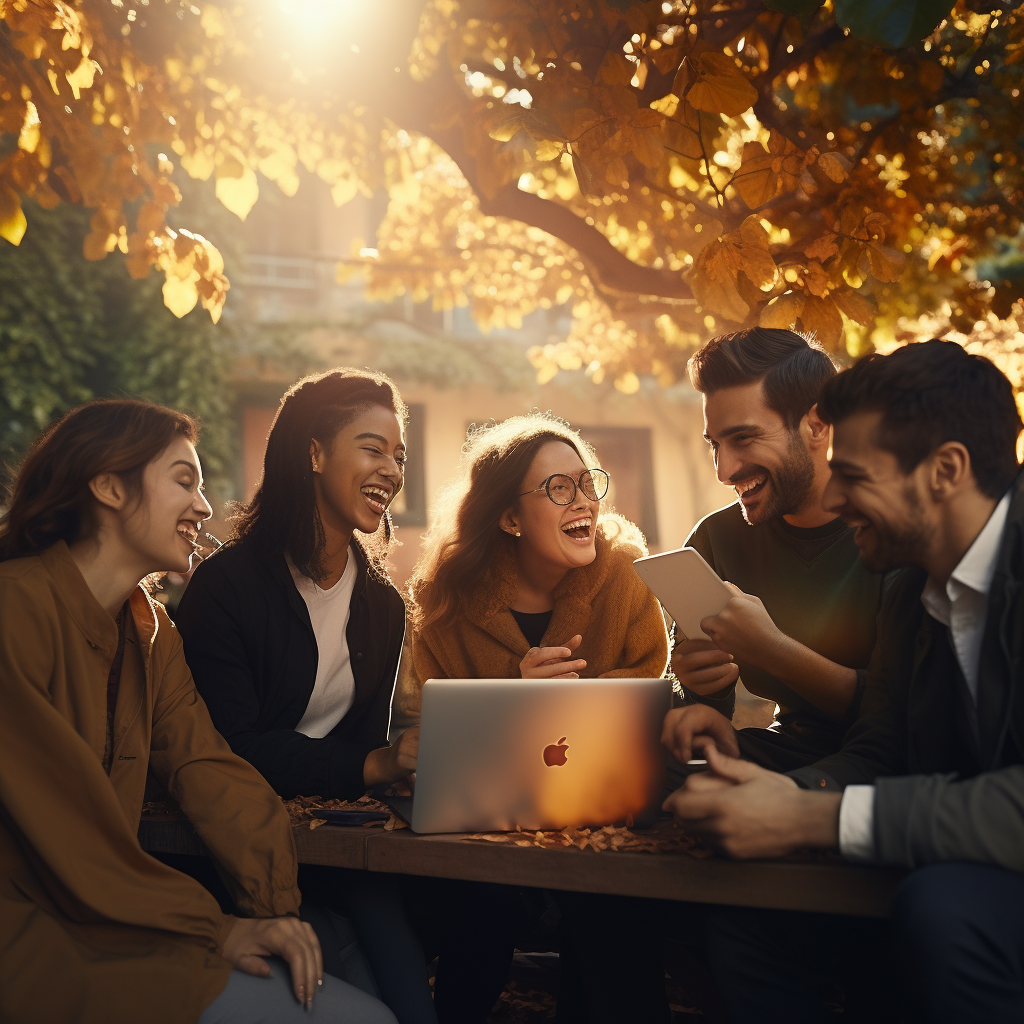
[669, 327, 889, 771]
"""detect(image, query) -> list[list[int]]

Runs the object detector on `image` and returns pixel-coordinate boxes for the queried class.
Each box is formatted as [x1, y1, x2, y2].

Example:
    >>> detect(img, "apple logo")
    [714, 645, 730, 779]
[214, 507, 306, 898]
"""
[543, 736, 569, 767]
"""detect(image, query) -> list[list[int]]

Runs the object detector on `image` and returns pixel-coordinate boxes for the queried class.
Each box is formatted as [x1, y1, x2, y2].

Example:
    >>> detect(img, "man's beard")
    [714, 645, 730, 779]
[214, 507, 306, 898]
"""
[738, 433, 816, 526]
[856, 485, 932, 573]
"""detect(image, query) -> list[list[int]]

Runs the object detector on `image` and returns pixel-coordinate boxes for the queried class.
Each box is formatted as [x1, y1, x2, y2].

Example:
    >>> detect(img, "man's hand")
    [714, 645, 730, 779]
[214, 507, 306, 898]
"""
[363, 725, 419, 787]
[221, 917, 323, 1010]
[662, 746, 841, 858]
[520, 634, 587, 679]
[699, 583, 788, 667]
[671, 638, 739, 696]
[662, 704, 739, 762]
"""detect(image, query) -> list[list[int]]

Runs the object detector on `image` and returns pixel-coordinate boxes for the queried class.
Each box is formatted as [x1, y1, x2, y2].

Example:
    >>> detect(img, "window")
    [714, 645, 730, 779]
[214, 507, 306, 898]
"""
[578, 426, 659, 545]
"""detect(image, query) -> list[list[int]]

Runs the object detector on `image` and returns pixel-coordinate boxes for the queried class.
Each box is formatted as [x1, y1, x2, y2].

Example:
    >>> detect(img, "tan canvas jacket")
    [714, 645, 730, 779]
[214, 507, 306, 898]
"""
[397, 515, 669, 718]
[0, 542, 301, 1024]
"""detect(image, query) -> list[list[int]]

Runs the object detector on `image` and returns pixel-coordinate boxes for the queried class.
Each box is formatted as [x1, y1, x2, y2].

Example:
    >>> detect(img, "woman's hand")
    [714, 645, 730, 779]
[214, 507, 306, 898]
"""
[363, 726, 419, 787]
[520, 634, 587, 678]
[221, 916, 323, 1010]
[661, 704, 740, 762]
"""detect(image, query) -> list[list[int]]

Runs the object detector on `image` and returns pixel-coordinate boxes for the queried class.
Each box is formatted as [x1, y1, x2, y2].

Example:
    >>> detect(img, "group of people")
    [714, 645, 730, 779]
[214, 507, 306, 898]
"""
[0, 326, 1021, 1024]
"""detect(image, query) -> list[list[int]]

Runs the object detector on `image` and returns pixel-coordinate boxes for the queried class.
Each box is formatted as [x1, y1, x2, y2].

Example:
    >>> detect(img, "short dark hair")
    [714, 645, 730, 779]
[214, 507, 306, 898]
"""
[818, 340, 1022, 499]
[688, 327, 837, 429]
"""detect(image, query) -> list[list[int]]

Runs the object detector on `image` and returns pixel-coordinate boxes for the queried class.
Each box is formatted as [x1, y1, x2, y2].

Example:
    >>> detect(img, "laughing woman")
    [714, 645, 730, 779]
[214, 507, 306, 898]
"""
[396, 413, 669, 1024]
[401, 412, 668, 705]
[0, 400, 394, 1024]
[175, 369, 436, 1024]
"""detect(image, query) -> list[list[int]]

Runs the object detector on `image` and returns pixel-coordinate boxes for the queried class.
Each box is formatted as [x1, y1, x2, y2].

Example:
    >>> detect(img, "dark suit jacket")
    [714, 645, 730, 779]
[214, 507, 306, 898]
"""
[791, 476, 1024, 871]
[175, 539, 405, 800]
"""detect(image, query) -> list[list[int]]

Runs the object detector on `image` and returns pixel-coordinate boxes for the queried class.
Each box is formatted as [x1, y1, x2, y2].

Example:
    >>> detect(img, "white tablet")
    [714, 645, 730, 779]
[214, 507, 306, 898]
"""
[632, 547, 733, 640]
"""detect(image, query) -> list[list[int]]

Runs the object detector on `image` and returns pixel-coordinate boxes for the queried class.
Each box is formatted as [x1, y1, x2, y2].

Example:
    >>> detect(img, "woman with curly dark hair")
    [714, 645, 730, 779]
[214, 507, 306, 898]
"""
[397, 412, 670, 1024]
[176, 368, 435, 1024]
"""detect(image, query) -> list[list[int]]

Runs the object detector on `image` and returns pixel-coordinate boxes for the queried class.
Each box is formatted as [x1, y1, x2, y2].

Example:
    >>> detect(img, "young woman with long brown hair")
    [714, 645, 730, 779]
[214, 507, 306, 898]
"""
[0, 400, 395, 1024]
[397, 412, 670, 1024]
[402, 412, 668, 705]
[175, 369, 435, 1024]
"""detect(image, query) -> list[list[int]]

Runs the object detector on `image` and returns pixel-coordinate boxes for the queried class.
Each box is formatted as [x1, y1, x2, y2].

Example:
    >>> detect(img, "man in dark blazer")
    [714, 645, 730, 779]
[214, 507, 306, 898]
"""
[663, 340, 1024, 1024]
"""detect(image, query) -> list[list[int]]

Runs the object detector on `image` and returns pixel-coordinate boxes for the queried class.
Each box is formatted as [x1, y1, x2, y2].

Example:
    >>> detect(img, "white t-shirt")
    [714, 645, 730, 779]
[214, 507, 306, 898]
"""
[286, 547, 358, 739]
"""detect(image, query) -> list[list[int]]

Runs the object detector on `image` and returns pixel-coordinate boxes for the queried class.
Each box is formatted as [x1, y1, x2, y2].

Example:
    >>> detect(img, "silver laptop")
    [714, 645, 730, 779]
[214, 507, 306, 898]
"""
[392, 677, 671, 834]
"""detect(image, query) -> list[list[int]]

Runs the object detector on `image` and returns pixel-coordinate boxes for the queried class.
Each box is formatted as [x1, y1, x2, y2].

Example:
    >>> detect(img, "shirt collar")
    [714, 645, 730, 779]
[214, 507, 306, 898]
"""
[948, 489, 1012, 598]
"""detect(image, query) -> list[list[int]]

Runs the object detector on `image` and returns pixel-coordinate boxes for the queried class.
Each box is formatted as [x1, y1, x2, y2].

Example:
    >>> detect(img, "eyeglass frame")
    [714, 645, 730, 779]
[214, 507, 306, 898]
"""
[517, 468, 610, 506]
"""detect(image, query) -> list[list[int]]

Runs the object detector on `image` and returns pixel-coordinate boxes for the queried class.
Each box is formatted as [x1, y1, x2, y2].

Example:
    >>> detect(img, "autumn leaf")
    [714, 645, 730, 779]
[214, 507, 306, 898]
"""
[489, 108, 567, 143]
[804, 233, 839, 261]
[659, 98, 722, 161]
[798, 295, 844, 347]
[215, 166, 259, 221]
[162, 273, 199, 318]
[863, 243, 906, 283]
[816, 152, 848, 184]
[691, 216, 777, 322]
[832, 287, 877, 325]
[675, 53, 758, 117]
[803, 260, 829, 297]
[0, 182, 27, 246]
[732, 142, 779, 208]
[760, 292, 806, 329]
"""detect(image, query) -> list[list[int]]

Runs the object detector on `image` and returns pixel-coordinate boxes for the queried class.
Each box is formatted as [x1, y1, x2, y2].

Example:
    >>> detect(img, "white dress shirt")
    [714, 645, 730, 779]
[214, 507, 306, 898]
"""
[838, 490, 1012, 862]
[287, 548, 358, 739]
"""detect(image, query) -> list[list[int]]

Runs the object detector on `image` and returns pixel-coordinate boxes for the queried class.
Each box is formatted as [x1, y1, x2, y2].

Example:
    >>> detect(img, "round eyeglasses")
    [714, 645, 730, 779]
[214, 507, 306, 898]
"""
[518, 468, 610, 506]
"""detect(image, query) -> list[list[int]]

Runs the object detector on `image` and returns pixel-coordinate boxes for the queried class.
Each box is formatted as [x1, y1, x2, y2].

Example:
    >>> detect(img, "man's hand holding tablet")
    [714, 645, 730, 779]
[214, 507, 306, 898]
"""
[634, 549, 793, 698]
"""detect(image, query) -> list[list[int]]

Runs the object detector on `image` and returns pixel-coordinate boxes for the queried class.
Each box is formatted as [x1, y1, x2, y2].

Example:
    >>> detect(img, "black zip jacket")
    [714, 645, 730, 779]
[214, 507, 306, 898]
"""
[791, 474, 1024, 871]
[175, 539, 405, 800]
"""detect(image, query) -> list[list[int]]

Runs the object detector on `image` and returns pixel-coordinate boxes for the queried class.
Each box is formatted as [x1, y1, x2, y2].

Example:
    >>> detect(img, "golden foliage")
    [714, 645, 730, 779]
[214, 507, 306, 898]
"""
[0, 0, 1022, 379]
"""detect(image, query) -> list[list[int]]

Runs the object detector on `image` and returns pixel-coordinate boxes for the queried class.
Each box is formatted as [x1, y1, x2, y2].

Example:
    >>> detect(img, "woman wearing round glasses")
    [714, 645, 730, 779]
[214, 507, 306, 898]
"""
[396, 412, 668, 1024]
[402, 412, 668, 698]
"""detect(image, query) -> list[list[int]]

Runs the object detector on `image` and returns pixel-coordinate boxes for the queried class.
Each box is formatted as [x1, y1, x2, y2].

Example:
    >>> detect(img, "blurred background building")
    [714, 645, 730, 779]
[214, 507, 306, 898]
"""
[230, 173, 727, 586]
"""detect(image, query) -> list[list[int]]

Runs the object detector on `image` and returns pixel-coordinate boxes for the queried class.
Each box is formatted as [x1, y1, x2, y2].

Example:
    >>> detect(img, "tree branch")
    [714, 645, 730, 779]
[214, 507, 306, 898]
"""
[388, 76, 696, 305]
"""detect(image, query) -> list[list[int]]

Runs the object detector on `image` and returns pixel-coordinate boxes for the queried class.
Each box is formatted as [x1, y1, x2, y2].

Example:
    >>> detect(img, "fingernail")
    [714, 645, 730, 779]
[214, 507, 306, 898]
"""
[318, 978, 323, 987]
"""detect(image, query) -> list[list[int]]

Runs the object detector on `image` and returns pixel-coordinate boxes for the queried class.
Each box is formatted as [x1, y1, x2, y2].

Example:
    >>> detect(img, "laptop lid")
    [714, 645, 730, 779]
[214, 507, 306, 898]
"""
[406, 677, 671, 834]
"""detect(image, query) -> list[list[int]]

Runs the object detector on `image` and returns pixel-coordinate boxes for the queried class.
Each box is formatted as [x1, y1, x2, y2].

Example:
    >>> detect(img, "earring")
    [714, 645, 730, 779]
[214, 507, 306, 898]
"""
[514, 530, 521, 537]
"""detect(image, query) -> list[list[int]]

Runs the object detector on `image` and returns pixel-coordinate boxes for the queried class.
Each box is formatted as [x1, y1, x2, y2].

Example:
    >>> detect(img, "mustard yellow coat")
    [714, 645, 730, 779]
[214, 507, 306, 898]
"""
[398, 516, 669, 717]
[0, 543, 301, 1024]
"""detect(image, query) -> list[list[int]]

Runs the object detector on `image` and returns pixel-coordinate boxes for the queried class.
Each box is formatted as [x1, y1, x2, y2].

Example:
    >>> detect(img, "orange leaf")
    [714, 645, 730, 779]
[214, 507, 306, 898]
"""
[691, 216, 776, 322]
[798, 295, 844, 348]
[676, 53, 758, 117]
[804, 233, 839, 261]
[816, 152, 848, 184]
[803, 260, 829, 297]
[864, 243, 905, 283]
[732, 142, 778, 208]
[0, 183, 27, 246]
[760, 292, 805, 329]
[831, 287, 877, 326]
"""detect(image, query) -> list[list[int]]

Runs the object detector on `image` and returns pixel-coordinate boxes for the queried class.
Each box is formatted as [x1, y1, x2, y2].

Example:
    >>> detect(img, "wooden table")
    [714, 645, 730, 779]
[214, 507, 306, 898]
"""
[139, 814, 904, 919]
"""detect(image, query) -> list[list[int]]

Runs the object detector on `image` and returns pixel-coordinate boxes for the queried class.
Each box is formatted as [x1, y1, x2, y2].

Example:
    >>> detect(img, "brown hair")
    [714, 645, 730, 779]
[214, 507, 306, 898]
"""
[688, 327, 837, 429]
[408, 412, 598, 631]
[0, 400, 198, 562]
[230, 367, 408, 582]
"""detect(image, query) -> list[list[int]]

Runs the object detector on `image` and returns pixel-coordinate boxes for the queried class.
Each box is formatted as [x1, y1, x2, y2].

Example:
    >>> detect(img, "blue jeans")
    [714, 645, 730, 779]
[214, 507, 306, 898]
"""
[706, 862, 1024, 1024]
[198, 956, 396, 1024]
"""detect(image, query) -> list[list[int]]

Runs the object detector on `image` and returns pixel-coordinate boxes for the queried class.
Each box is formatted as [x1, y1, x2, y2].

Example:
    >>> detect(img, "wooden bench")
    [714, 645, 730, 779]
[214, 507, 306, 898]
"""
[139, 813, 904, 918]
